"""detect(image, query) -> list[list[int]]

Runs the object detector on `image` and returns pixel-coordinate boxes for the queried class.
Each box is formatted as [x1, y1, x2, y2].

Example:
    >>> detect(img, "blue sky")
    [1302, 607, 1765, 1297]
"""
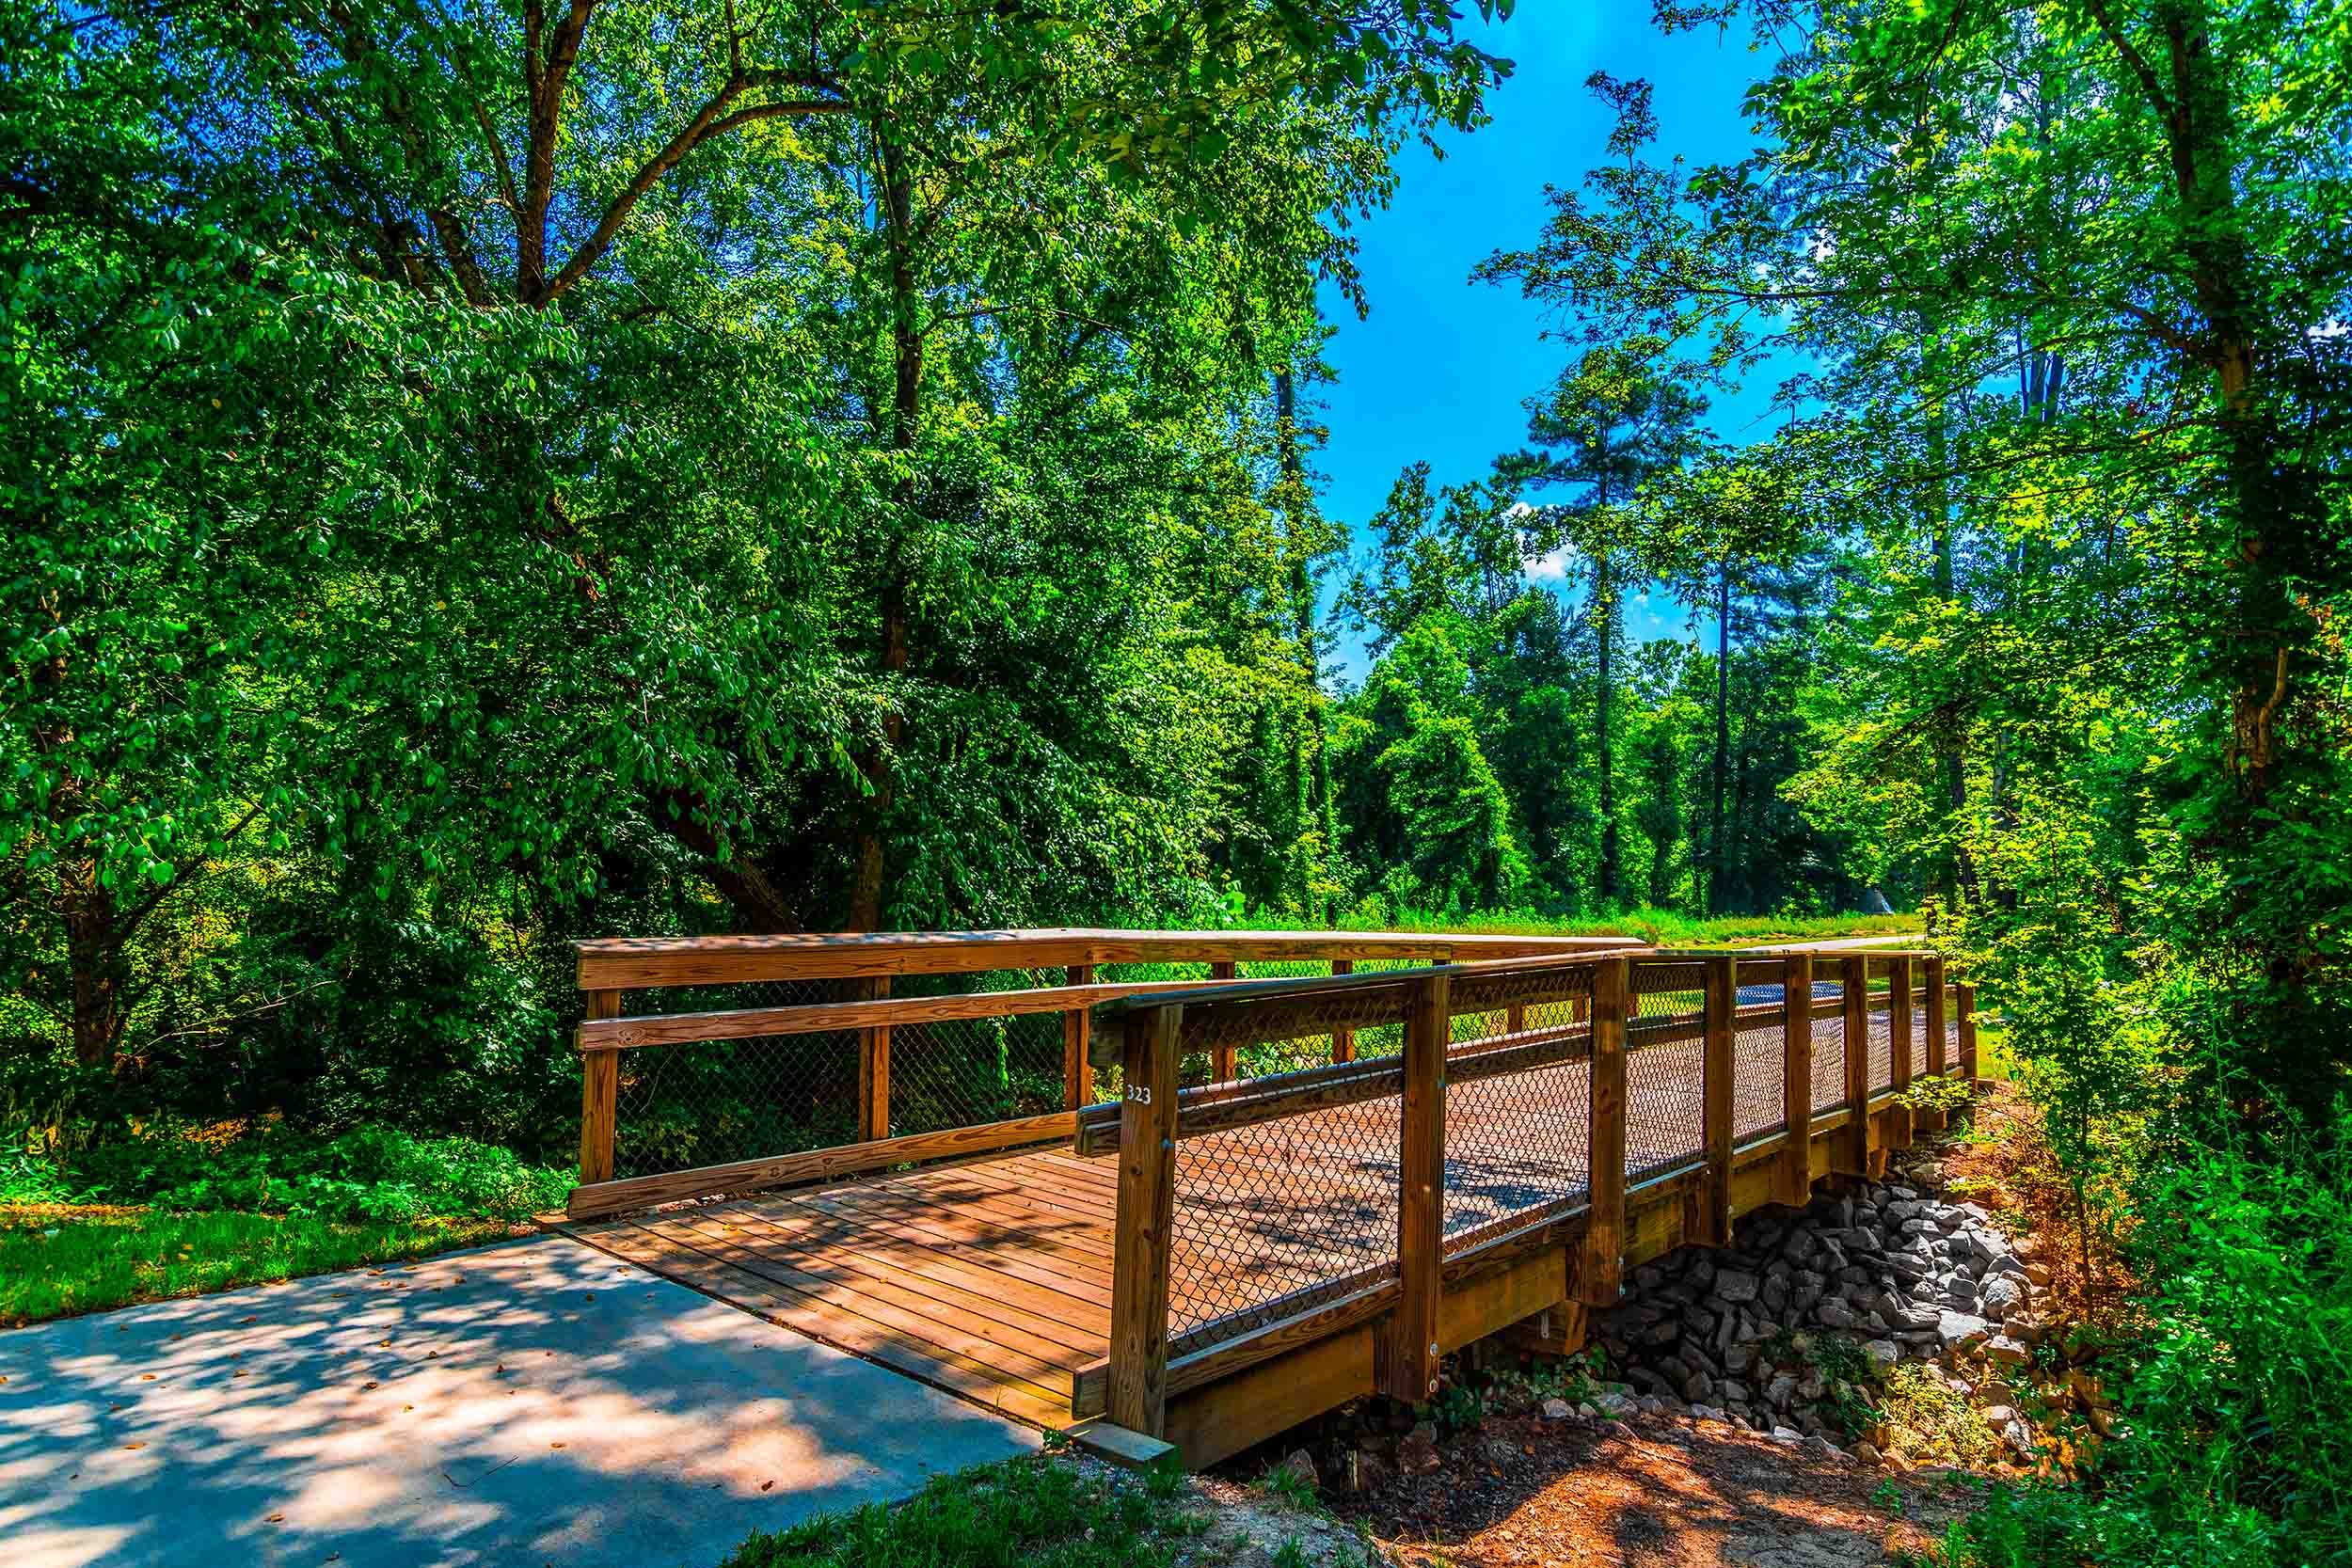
[1314, 6, 1786, 680]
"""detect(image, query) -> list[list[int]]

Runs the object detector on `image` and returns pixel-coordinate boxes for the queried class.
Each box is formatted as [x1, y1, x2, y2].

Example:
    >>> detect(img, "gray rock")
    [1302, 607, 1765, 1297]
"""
[1979, 1275, 2026, 1317]
[1937, 1309, 1992, 1351]
[1987, 1334, 2032, 1366]
[1715, 1269, 1761, 1304]
[1540, 1398, 1573, 1420]
[1865, 1339, 1899, 1369]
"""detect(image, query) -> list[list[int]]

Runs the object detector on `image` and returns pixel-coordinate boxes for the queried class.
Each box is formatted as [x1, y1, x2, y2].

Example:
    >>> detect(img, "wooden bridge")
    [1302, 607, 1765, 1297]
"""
[557, 928, 1973, 1467]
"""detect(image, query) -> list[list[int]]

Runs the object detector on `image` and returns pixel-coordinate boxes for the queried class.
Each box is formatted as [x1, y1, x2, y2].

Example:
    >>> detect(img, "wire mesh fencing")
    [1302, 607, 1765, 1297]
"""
[1442, 968, 1595, 1254]
[1809, 974, 1848, 1115]
[1732, 960, 1790, 1142]
[607, 966, 1081, 1178]
[1168, 1096, 1404, 1345]
[608, 978, 863, 1179]
[1624, 959, 1707, 1179]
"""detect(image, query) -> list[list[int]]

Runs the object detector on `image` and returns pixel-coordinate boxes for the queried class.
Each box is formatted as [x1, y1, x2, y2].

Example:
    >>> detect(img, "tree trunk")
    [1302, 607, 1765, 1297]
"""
[849, 132, 919, 932]
[1275, 366, 1334, 923]
[61, 864, 122, 1069]
[1709, 562, 1731, 915]
[1595, 550, 1620, 906]
[1922, 395, 1975, 914]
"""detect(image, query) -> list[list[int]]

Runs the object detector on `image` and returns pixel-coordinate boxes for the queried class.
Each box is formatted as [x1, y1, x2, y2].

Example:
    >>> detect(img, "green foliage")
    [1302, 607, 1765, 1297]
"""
[58, 1123, 568, 1225]
[723, 1454, 1203, 1568]
[0, 1206, 516, 1325]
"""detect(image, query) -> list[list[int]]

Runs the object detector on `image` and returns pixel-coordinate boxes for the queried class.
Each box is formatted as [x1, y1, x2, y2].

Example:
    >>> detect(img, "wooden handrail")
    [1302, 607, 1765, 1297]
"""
[576, 927, 1636, 990]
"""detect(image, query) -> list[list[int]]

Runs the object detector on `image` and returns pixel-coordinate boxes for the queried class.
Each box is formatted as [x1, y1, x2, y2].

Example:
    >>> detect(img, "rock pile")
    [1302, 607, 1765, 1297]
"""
[1587, 1162, 2052, 1454]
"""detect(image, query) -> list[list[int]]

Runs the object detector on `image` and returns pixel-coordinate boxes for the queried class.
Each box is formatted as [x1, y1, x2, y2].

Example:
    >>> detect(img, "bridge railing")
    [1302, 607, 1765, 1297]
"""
[1074, 946, 1973, 1438]
[563, 927, 1629, 1220]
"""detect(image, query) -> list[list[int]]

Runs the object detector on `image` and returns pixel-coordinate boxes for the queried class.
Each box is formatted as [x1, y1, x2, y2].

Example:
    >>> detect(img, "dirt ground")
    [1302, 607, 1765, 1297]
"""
[1328, 1407, 1978, 1568]
[1265, 1097, 2092, 1567]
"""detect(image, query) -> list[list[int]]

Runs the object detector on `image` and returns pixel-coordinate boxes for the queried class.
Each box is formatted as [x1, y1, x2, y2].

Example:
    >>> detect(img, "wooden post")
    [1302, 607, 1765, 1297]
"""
[1107, 1004, 1182, 1436]
[578, 990, 623, 1186]
[1958, 982, 1979, 1084]
[1329, 958, 1356, 1062]
[1209, 960, 1238, 1082]
[1378, 968, 1449, 1402]
[857, 975, 892, 1143]
[1922, 956, 1948, 1131]
[1887, 956, 1914, 1148]
[1701, 954, 1736, 1244]
[1779, 952, 1814, 1207]
[1837, 956, 1870, 1176]
[1575, 958, 1628, 1307]
[1064, 962, 1095, 1109]
[1505, 1001, 1528, 1035]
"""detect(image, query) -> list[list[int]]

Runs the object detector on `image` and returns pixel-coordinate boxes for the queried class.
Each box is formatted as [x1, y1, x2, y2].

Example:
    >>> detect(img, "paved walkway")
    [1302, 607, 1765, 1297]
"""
[0, 1235, 1037, 1568]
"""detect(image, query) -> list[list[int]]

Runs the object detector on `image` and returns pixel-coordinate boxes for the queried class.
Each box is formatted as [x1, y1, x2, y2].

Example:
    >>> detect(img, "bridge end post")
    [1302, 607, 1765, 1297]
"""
[578, 989, 623, 1187]
[1108, 1004, 1181, 1438]
[1778, 952, 1814, 1207]
[1377, 968, 1450, 1402]
[1887, 956, 1915, 1150]
[1701, 954, 1736, 1245]
[1575, 958, 1628, 1308]
[1836, 957, 1870, 1176]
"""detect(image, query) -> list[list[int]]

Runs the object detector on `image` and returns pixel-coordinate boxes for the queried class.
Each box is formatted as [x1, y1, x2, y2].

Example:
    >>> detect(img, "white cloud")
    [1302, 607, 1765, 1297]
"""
[1525, 546, 1574, 582]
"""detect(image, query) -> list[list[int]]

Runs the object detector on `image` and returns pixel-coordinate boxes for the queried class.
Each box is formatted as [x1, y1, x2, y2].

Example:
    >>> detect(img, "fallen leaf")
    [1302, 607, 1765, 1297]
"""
[761, 1481, 775, 1492]
[265, 1512, 285, 1524]
[550, 1442, 565, 1449]
[123, 1443, 145, 1450]
[361, 1382, 378, 1391]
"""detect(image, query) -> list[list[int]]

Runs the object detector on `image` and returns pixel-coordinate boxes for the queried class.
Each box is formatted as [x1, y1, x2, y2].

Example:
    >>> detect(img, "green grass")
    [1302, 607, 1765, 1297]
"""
[1379, 906, 1926, 947]
[0, 1203, 519, 1325]
[0, 1120, 568, 1325]
[722, 1453, 1206, 1568]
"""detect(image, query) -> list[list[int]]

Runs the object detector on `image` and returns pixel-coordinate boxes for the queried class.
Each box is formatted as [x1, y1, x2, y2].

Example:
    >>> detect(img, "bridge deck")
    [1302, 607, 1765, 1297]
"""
[565, 1010, 1954, 1433]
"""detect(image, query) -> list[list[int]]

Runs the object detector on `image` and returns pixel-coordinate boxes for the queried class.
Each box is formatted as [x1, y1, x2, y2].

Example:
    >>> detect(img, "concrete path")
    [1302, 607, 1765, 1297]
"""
[0, 1235, 1038, 1568]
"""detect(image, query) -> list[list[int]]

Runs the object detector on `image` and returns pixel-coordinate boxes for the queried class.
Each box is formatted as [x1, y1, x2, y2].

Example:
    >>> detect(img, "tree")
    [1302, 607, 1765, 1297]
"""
[1489, 346, 1707, 907]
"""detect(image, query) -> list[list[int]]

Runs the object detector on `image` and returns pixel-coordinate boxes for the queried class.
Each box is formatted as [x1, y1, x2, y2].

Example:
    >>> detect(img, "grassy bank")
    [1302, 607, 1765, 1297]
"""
[0, 1204, 522, 1325]
[0, 1121, 566, 1327]
[1383, 907, 1926, 947]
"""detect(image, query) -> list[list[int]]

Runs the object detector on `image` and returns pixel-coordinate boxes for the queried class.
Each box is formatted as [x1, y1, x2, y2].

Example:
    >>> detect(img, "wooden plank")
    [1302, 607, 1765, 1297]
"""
[776, 1188, 1117, 1310]
[1838, 956, 1871, 1175]
[1064, 962, 1094, 1109]
[564, 1108, 1079, 1220]
[1438, 1243, 1567, 1354]
[1208, 961, 1238, 1082]
[1070, 1420, 1175, 1469]
[582, 976, 1211, 1052]
[1779, 953, 1813, 1208]
[859, 975, 891, 1143]
[1329, 958, 1356, 1062]
[1576, 957, 1627, 1307]
[1378, 970, 1446, 1403]
[1887, 955, 1914, 1148]
[651, 1210, 1092, 1383]
[1921, 957, 1948, 1131]
[1163, 1323, 1375, 1470]
[578, 927, 1639, 991]
[577, 989, 623, 1185]
[702, 1199, 1110, 1341]
[1073, 1054, 1406, 1155]
[785, 1174, 1119, 1274]
[568, 1218, 1069, 1426]
[1957, 982, 1979, 1082]
[1108, 1005, 1181, 1436]
[1701, 954, 1736, 1245]
[1071, 1276, 1399, 1420]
